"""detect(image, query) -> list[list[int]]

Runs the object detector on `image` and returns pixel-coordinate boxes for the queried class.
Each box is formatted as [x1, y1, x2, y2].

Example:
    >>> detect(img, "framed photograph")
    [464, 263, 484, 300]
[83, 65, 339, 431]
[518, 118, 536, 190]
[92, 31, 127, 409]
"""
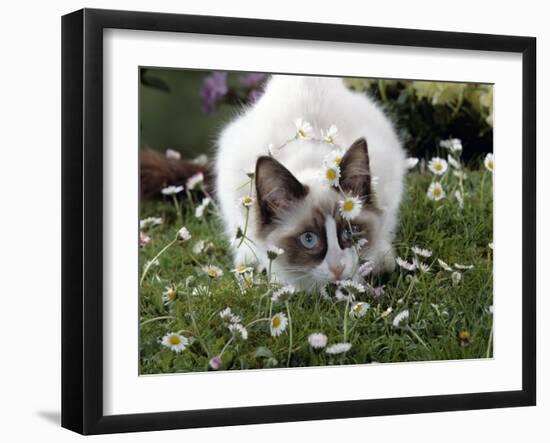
[62, 8, 536, 435]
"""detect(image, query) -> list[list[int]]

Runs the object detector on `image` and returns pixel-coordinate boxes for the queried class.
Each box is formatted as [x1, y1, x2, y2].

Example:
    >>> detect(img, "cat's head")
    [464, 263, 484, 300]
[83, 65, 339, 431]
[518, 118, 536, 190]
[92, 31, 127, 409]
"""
[255, 138, 381, 290]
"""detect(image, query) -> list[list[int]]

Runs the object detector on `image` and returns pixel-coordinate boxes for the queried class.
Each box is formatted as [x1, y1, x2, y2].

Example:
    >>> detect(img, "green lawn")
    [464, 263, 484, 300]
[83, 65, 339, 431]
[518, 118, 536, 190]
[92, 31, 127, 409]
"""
[139, 162, 493, 374]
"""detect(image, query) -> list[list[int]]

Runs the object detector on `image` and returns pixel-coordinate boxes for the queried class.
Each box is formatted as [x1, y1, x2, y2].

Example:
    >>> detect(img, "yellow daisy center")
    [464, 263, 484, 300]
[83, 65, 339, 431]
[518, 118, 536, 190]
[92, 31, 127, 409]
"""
[272, 316, 281, 328]
[326, 169, 337, 181]
[343, 200, 354, 212]
[298, 129, 306, 138]
[236, 265, 247, 273]
[459, 330, 470, 340]
[434, 163, 442, 171]
[434, 187, 442, 197]
[207, 269, 218, 277]
[334, 156, 342, 165]
[166, 290, 176, 300]
[169, 335, 181, 345]
[488, 160, 494, 170]
[243, 197, 252, 204]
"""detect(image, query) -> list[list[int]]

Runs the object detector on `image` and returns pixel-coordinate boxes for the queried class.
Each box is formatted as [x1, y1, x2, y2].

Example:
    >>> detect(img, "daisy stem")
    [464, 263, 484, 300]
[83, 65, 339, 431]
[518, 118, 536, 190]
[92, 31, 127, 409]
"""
[139, 315, 176, 327]
[219, 336, 234, 358]
[140, 238, 178, 286]
[343, 296, 351, 342]
[237, 207, 250, 248]
[171, 194, 182, 224]
[186, 293, 209, 356]
[267, 259, 273, 287]
[486, 319, 494, 358]
[480, 170, 487, 207]
[286, 301, 293, 367]
[407, 325, 428, 349]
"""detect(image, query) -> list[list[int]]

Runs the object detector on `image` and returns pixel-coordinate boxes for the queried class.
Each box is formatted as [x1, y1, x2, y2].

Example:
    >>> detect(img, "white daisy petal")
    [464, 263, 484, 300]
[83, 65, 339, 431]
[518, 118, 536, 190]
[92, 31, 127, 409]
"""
[308, 333, 328, 349]
[427, 182, 446, 201]
[270, 312, 288, 337]
[428, 157, 448, 176]
[161, 332, 189, 353]
[339, 195, 363, 220]
[484, 153, 494, 172]
[325, 342, 352, 355]
[392, 310, 409, 327]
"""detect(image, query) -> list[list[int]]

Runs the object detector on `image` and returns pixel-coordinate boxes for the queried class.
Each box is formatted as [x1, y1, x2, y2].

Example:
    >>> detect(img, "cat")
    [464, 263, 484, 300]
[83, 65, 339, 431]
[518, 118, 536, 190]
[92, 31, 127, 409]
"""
[214, 75, 406, 291]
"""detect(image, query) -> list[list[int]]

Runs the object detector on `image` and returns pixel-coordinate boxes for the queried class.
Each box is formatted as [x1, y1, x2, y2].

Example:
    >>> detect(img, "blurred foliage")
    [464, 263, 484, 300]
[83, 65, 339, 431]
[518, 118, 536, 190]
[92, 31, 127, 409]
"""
[140, 70, 493, 163]
[345, 78, 493, 162]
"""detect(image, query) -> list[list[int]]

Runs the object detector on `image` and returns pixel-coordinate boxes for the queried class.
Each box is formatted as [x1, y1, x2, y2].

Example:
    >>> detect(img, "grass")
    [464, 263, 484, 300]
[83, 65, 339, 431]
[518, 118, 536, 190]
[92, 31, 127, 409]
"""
[139, 161, 493, 374]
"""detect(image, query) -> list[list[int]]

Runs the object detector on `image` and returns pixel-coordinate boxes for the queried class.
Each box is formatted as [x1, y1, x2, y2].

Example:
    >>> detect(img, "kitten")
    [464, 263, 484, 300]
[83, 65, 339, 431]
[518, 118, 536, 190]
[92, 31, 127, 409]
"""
[215, 75, 406, 291]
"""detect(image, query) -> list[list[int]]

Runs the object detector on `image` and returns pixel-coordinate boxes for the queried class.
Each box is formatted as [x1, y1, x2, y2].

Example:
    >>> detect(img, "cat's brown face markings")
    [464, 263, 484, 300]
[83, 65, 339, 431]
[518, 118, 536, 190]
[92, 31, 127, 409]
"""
[255, 137, 377, 272]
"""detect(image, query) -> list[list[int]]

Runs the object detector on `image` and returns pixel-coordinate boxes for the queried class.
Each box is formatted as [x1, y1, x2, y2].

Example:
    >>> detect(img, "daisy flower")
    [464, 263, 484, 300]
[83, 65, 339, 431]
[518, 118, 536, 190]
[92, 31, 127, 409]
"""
[193, 154, 208, 165]
[240, 195, 255, 207]
[219, 307, 241, 324]
[484, 153, 494, 172]
[428, 157, 448, 176]
[325, 342, 352, 355]
[308, 333, 328, 349]
[350, 302, 370, 318]
[454, 263, 474, 270]
[392, 310, 409, 327]
[324, 149, 345, 167]
[294, 118, 313, 139]
[321, 125, 338, 144]
[140, 216, 163, 229]
[191, 285, 210, 297]
[406, 157, 419, 169]
[411, 246, 432, 258]
[186, 172, 204, 190]
[322, 163, 341, 187]
[396, 256, 416, 272]
[271, 285, 296, 303]
[165, 149, 181, 160]
[270, 312, 288, 337]
[437, 258, 453, 272]
[381, 307, 393, 318]
[358, 261, 374, 277]
[139, 231, 151, 247]
[232, 264, 254, 275]
[161, 332, 189, 353]
[339, 195, 363, 220]
[453, 170, 467, 180]
[162, 286, 177, 305]
[195, 197, 212, 218]
[427, 182, 446, 201]
[335, 280, 365, 302]
[177, 226, 191, 241]
[228, 323, 248, 340]
[447, 155, 461, 169]
[413, 258, 431, 273]
[451, 271, 462, 286]
[440, 138, 463, 154]
[267, 245, 284, 260]
[161, 185, 184, 196]
[192, 240, 206, 254]
[455, 190, 464, 209]
[204, 265, 223, 278]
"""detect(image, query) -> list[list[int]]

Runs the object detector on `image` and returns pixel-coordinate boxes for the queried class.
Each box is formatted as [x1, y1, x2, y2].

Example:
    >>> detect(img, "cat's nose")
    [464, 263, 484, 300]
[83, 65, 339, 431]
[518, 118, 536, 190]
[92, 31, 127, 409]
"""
[329, 264, 345, 281]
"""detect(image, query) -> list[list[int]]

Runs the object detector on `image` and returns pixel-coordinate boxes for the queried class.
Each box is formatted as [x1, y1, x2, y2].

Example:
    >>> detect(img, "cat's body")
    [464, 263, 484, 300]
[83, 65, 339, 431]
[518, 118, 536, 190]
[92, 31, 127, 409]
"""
[215, 75, 406, 291]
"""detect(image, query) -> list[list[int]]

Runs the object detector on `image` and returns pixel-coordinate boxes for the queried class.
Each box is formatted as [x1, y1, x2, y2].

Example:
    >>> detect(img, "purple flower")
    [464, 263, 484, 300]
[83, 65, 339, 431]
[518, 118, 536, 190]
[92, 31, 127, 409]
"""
[240, 72, 266, 88]
[369, 285, 385, 300]
[200, 72, 228, 113]
[209, 355, 222, 370]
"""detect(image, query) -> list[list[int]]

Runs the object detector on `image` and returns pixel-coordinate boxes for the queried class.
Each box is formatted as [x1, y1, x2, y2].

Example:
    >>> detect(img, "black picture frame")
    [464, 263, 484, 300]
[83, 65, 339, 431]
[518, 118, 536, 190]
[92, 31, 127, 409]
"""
[62, 8, 537, 435]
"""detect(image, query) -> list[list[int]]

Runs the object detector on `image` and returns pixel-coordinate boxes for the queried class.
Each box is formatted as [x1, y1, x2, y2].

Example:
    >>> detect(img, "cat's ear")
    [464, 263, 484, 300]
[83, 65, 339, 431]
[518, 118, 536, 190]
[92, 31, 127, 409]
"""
[255, 156, 308, 224]
[339, 137, 372, 200]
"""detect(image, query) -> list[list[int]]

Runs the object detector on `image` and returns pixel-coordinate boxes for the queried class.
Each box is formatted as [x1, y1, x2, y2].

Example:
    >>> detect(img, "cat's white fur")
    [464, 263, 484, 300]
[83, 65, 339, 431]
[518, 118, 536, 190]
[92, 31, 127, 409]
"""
[215, 75, 406, 289]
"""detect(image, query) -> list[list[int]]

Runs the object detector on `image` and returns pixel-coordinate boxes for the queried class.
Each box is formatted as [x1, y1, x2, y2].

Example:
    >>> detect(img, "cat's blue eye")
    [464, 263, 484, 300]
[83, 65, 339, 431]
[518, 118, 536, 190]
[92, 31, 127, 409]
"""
[299, 232, 319, 249]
